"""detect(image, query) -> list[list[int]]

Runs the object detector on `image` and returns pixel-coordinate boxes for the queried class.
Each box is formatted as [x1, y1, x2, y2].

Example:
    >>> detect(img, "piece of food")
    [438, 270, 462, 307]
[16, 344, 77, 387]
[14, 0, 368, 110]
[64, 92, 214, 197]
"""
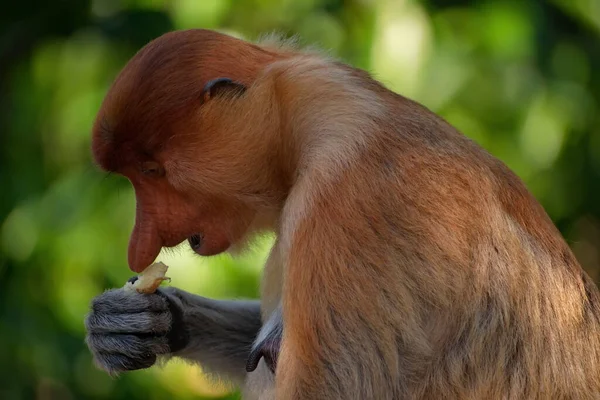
[124, 261, 170, 294]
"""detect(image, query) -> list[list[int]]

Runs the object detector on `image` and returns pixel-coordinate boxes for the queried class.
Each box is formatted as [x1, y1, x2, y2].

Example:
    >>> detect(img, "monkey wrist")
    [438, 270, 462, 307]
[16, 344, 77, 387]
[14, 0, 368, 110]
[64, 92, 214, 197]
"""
[156, 288, 189, 353]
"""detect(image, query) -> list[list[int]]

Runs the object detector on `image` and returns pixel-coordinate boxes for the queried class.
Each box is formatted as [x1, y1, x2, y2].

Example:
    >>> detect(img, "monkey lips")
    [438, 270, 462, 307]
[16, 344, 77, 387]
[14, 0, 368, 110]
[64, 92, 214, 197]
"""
[188, 233, 203, 251]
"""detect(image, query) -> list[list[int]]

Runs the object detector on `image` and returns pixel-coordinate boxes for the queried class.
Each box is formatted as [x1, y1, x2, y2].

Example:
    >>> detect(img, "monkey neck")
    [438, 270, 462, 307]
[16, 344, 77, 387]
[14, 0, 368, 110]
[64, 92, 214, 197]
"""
[265, 55, 386, 191]
[263, 54, 389, 244]
[230, 52, 390, 229]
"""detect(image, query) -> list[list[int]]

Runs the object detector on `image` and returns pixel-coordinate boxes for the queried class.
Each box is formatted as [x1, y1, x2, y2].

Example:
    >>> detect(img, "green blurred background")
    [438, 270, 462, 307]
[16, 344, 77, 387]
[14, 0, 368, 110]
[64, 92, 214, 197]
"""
[1, 0, 599, 399]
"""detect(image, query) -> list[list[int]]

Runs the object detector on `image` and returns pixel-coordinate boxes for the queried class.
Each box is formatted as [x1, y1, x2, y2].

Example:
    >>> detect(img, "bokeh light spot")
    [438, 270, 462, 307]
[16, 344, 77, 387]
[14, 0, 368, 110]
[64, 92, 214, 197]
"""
[170, 0, 230, 29]
[519, 93, 565, 170]
[2, 205, 39, 262]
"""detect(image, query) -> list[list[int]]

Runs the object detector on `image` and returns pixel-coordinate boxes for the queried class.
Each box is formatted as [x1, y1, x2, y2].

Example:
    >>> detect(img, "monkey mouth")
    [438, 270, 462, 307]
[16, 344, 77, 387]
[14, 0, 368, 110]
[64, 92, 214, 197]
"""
[187, 230, 231, 257]
[188, 234, 204, 252]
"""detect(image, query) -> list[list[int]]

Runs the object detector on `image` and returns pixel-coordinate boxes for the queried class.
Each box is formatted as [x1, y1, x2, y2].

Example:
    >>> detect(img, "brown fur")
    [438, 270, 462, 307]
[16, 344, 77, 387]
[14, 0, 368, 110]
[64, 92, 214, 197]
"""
[92, 29, 600, 399]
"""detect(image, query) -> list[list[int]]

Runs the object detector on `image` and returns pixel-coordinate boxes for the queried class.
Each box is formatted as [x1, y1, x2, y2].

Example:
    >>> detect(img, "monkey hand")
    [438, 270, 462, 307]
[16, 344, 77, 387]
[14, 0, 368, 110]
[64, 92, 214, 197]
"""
[84, 285, 189, 375]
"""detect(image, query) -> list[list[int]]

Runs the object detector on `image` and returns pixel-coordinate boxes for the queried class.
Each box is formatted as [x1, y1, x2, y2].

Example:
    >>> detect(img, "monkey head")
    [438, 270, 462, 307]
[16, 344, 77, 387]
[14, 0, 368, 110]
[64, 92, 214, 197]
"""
[91, 29, 287, 272]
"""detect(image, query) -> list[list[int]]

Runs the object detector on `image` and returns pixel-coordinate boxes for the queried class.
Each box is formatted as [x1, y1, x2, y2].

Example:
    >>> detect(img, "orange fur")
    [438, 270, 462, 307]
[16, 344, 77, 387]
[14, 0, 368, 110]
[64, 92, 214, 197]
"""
[92, 29, 600, 399]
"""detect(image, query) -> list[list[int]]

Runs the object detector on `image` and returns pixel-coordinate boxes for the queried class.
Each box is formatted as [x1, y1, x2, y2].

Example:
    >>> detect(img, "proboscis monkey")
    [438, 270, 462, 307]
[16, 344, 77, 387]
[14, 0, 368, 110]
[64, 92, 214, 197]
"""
[84, 29, 600, 399]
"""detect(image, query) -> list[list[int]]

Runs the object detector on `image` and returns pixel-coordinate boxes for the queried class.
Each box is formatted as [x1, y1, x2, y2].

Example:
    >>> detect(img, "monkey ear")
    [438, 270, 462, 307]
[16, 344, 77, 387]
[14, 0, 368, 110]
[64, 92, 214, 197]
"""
[202, 78, 246, 102]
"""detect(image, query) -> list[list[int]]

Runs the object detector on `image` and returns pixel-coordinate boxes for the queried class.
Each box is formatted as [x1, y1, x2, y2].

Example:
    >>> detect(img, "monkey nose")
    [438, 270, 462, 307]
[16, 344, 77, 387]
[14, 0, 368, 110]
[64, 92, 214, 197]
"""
[128, 224, 163, 273]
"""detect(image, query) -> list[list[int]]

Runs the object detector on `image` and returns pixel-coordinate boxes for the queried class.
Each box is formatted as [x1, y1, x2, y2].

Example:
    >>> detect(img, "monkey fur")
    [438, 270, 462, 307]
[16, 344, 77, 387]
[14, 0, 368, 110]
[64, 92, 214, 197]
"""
[85, 29, 600, 399]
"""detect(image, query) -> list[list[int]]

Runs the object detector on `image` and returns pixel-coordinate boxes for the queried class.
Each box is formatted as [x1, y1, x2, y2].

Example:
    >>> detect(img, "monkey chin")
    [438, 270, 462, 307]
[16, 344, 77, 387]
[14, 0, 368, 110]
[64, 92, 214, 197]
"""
[187, 232, 231, 257]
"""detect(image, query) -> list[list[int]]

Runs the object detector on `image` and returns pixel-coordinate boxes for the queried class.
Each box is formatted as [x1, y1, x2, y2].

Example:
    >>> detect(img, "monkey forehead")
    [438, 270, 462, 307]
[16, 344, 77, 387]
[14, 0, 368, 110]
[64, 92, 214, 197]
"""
[91, 29, 276, 171]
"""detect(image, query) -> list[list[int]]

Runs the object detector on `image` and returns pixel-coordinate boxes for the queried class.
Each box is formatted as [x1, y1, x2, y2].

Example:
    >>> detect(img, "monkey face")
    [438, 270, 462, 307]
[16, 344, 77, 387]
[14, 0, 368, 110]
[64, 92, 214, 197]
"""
[122, 166, 257, 273]
[90, 30, 284, 273]
[93, 104, 263, 273]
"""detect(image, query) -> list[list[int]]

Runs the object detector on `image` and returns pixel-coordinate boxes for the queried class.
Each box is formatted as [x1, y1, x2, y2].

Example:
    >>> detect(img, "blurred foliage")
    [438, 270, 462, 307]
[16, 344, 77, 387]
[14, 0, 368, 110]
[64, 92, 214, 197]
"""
[1, 0, 599, 399]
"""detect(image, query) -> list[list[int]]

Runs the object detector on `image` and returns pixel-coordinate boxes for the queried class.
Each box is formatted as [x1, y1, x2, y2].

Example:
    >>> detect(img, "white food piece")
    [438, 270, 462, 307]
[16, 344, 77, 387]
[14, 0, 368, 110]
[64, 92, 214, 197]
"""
[124, 262, 170, 294]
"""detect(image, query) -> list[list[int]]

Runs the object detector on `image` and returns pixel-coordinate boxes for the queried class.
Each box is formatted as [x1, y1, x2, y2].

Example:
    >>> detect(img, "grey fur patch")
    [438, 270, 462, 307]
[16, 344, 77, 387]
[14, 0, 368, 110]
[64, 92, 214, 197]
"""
[85, 311, 172, 334]
[91, 288, 168, 314]
[92, 352, 156, 375]
[86, 333, 170, 357]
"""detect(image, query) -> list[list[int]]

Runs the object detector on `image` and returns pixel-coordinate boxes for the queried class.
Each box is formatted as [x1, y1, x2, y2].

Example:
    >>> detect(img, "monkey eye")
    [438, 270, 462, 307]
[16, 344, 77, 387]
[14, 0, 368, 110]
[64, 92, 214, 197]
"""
[140, 161, 164, 177]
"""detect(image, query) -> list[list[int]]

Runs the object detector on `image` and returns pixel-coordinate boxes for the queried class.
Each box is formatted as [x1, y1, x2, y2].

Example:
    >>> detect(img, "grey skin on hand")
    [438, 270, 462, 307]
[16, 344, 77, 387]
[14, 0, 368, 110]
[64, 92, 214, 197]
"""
[84, 285, 188, 375]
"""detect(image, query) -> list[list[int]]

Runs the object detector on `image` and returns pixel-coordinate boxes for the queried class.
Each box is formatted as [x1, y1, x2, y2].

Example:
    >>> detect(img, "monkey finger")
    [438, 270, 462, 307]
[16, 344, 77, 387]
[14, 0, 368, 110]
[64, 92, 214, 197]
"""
[85, 333, 170, 358]
[91, 289, 168, 314]
[85, 311, 172, 335]
[92, 351, 157, 374]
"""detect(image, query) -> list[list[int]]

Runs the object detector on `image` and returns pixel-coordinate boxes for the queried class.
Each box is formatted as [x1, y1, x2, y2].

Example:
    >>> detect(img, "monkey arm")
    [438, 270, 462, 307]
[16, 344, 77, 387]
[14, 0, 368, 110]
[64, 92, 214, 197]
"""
[85, 286, 262, 384]
[163, 287, 263, 384]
